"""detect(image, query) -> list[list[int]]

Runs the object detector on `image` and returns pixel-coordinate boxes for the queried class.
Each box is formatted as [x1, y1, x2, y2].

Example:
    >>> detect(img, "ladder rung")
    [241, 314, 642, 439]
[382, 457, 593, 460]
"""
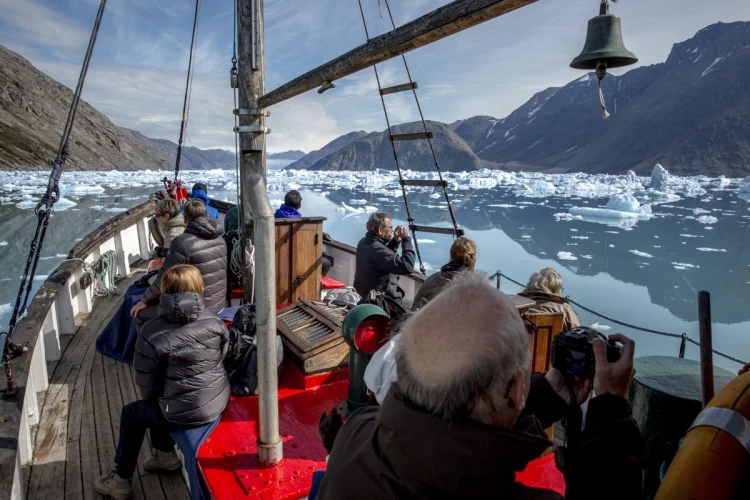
[410, 225, 464, 237]
[390, 132, 434, 141]
[400, 179, 448, 188]
[380, 82, 418, 96]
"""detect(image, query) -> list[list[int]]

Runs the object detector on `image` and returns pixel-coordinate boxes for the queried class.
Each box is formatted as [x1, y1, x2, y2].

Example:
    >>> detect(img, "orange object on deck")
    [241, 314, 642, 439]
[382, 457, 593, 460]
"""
[656, 371, 750, 499]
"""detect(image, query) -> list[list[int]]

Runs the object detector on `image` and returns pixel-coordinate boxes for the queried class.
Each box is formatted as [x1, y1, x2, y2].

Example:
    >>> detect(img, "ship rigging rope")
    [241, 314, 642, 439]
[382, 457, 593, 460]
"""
[174, 0, 203, 181]
[356, 0, 461, 275]
[490, 270, 747, 365]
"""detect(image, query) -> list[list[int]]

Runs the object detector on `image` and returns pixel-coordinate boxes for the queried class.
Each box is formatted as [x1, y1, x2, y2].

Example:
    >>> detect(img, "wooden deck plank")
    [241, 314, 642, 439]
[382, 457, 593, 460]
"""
[91, 354, 116, 474]
[65, 435, 83, 500]
[79, 375, 99, 500]
[26, 365, 78, 499]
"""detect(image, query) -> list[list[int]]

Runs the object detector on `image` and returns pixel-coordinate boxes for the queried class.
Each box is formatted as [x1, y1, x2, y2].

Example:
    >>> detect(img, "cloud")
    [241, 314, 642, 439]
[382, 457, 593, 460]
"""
[2, 0, 750, 156]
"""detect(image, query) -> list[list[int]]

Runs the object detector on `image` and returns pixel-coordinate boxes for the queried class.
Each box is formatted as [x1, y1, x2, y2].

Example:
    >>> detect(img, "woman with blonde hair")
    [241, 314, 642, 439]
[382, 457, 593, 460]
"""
[411, 236, 478, 311]
[519, 267, 580, 331]
[95, 264, 229, 499]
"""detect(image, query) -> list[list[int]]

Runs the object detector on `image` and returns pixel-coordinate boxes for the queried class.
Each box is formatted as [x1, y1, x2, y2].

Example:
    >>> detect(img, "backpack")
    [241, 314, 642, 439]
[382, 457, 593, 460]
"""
[225, 305, 258, 396]
[324, 287, 361, 310]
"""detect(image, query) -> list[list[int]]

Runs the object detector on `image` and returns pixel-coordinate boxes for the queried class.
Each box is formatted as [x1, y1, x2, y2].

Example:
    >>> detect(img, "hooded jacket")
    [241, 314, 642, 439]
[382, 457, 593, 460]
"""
[274, 204, 302, 218]
[162, 212, 186, 249]
[518, 290, 580, 332]
[134, 292, 230, 426]
[186, 189, 219, 219]
[411, 259, 467, 311]
[353, 233, 416, 302]
[320, 376, 643, 500]
[141, 216, 227, 313]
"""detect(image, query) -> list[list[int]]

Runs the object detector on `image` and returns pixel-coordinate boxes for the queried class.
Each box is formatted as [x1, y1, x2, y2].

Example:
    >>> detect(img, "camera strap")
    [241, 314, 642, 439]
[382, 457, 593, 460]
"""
[564, 376, 584, 447]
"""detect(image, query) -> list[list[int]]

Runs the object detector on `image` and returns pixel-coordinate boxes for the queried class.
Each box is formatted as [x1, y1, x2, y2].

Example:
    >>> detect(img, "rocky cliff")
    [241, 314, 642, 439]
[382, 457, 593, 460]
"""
[0, 44, 234, 171]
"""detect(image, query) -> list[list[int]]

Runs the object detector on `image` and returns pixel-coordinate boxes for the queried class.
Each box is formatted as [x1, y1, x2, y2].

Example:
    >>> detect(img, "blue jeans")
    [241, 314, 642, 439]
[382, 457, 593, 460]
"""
[115, 399, 176, 479]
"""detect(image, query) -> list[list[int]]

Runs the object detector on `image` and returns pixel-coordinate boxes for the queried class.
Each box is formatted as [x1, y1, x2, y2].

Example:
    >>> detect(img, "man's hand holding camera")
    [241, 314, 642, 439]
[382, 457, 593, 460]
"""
[592, 333, 635, 398]
[546, 331, 636, 403]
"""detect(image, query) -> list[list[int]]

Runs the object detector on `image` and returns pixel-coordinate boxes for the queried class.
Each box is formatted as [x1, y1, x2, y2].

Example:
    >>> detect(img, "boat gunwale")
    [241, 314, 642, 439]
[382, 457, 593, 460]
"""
[0, 198, 157, 497]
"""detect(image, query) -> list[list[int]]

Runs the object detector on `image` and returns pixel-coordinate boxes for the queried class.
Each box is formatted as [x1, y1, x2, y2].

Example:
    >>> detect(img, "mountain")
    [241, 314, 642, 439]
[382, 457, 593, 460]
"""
[468, 21, 750, 176]
[292, 22, 750, 176]
[0, 44, 234, 171]
[285, 131, 369, 170]
[269, 150, 305, 160]
[303, 121, 490, 172]
[127, 130, 236, 170]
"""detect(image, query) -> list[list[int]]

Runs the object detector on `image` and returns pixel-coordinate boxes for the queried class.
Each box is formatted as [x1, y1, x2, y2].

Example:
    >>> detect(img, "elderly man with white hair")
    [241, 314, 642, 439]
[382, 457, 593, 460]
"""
[319, 272, 643, 500]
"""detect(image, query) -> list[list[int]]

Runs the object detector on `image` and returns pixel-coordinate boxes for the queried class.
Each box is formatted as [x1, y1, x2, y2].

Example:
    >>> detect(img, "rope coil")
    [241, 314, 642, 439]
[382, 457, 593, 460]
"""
[490, 270, 747, 365]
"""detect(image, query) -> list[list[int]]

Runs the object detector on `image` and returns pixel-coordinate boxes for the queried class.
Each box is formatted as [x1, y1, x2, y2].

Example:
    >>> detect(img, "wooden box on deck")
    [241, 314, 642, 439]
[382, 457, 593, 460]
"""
[274, 217, 326, 304]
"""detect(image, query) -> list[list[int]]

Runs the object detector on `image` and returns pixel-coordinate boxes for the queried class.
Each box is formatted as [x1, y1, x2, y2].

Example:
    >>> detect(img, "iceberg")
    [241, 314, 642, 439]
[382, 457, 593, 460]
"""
[557, 251, 577, 261]
[696, 215, 718, 224]
[651, 164, 669, 189]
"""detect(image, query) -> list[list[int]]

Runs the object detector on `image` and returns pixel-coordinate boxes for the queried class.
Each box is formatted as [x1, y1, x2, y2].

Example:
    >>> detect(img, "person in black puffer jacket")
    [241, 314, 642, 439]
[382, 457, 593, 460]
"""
[132, 200, 227, 331]
[95, 265, 230, 499]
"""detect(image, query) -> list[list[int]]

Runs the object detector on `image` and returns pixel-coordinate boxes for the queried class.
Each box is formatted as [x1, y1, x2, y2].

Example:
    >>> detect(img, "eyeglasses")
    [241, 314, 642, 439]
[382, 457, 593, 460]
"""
[521, 316, 538, 336]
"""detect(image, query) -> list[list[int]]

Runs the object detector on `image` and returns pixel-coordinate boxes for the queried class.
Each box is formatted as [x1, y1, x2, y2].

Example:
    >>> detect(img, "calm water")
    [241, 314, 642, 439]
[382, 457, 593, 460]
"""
[1, 163, 748, 372]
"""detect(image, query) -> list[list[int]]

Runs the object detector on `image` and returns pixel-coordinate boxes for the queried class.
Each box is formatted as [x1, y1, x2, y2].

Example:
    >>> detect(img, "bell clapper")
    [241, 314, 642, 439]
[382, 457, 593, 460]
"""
[595, 62, 610, 119]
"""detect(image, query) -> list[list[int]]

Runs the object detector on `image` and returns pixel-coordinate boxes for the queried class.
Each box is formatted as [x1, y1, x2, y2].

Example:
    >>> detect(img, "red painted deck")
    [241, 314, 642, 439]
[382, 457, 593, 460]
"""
[198, 362, 349, 500]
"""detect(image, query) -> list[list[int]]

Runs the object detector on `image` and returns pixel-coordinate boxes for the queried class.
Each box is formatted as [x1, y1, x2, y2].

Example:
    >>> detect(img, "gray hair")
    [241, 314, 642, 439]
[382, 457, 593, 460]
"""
[525, 267, 563, 296]
[396, 271, 530, 423]
[366, 212, 391, 234]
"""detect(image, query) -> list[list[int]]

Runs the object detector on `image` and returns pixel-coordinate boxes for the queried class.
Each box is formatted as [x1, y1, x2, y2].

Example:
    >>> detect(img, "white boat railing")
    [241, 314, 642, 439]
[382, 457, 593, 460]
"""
[0, 200, 156, 500]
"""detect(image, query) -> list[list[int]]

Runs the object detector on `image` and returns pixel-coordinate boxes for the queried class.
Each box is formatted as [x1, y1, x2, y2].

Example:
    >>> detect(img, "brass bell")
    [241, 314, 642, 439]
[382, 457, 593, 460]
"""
[571, 0, 637, 118]
[570, 0, 638, 71]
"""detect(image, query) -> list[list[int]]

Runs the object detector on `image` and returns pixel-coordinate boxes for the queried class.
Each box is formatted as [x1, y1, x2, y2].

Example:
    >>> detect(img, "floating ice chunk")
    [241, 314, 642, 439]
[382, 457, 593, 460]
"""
[629, 250, 653, 258]
[349, 199, 367, 205]
[606, 194, 642, 213]
[0, 302, 12, 315]
[418, 239, 436, 244]
[0, 241, 6, 246]
[591, 322, 612, 332]
[696, 247, 727, 252]
[66, 185, 105, 194]
[571, 236, 588, 240]
[39, 254, 68, 260]
[580, 255, 593, 259]
[469, 177, 497, 189]
[341, 202, 365, 213]
[679, 234, 700, 238]
[672, 262, 698, 268]
[626, 170, 637, 182]
[696, 215, 718, 224]
[651, 164, 669, 189]
[488, 204, 518, 208]
[569, 207, 642, 219]
[554, 213, 582, 221]
[693, 208, 711, 215]
[704, 227, 713, 230]
[514, 179, 556, 198]
[521, 235, 532, 239]
[557, 251, 577, 261]
[429, 193, 441, 199]
[570, 229, 578, 232]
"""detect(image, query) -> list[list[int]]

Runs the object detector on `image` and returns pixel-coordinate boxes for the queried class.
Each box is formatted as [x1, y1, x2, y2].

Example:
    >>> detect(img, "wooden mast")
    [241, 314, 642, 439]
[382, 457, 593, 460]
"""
[236, 0, 283, 464]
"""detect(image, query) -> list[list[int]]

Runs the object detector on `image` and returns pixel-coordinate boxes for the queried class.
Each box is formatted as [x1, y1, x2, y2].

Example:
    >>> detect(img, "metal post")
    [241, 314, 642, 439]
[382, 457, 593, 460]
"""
[237, 0, 282, 465]
[698, 291, 714, 408]
[496, 270, 501, 290]
[678, 334, 686, 359]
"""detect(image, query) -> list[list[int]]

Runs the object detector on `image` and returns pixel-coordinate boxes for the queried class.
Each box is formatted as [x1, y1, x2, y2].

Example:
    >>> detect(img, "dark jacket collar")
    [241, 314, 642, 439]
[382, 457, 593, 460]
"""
[186, 216, 222, 239]
[158, 292, 206, 324]
[376, 386, 552, 497]
[365, 231, 391, 246]
[440, 259, 466, 274]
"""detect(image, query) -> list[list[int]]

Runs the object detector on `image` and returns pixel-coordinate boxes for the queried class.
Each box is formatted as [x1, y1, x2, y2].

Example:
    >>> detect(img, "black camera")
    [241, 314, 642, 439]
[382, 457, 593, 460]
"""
[550, 326, 620, 378]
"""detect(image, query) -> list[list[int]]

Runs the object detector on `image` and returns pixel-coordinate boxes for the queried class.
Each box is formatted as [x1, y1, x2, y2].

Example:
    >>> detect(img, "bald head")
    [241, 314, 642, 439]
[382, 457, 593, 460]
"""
[396, 272, 530, 423]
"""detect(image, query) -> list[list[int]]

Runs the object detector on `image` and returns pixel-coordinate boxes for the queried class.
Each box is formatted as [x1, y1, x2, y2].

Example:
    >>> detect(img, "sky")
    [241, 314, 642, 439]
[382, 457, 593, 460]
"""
[2, 0, 749, 154]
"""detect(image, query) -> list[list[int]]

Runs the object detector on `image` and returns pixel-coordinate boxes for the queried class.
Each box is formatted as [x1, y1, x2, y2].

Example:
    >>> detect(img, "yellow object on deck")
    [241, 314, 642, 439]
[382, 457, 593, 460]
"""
[656, 372, 750, 499]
